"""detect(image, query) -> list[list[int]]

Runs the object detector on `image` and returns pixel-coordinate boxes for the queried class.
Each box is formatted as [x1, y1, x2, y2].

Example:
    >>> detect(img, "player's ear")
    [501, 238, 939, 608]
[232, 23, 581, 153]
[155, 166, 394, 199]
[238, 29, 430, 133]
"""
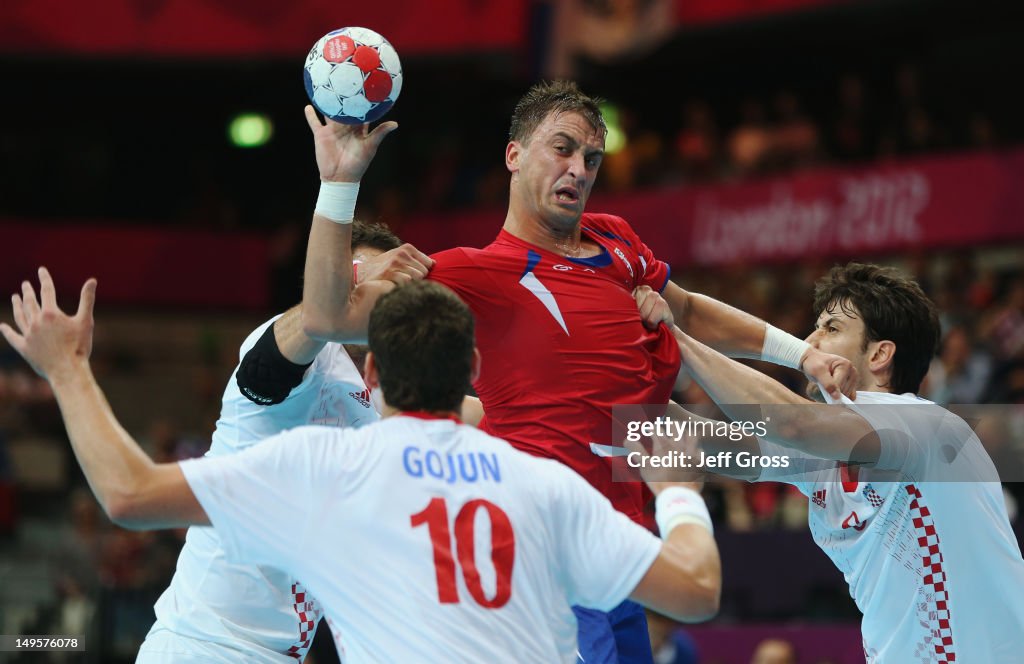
[506, 141, 520, 174]
[470, 348, 482, 383]
[364, 352, 380, 390]
[868, 340, 895, 375]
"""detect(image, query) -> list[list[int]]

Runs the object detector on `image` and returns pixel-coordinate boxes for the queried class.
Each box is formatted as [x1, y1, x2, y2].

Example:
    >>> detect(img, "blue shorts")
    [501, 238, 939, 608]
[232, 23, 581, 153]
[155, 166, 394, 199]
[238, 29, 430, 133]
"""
[573, 599, 653, 664]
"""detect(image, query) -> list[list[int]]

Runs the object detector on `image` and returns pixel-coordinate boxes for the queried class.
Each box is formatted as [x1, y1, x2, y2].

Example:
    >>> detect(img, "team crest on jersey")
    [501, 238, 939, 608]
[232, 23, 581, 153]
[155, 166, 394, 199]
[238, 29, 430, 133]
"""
[349, 389, 372, 408]
[613, 247, 634, 278]
[811, 488, 827, 509]
[862, 484, 884, 508]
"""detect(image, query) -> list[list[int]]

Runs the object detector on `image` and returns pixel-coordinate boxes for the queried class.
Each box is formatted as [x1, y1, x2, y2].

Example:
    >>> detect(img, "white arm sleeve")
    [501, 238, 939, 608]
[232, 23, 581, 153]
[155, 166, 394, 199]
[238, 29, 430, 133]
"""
[180, 426, 343, 570]
[546, 463, 661, 611]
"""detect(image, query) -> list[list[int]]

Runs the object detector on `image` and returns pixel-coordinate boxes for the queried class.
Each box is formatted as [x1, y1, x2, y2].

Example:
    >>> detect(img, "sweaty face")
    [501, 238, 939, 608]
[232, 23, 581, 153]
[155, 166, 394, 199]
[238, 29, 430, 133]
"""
[510, 111, 605, 230]
[804, 300, 873, 398]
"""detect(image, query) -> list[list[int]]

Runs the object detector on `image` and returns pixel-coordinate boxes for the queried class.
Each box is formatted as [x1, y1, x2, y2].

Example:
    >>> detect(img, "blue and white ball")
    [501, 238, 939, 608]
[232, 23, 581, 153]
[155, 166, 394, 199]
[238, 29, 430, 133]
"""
[303, 27, 402, 125]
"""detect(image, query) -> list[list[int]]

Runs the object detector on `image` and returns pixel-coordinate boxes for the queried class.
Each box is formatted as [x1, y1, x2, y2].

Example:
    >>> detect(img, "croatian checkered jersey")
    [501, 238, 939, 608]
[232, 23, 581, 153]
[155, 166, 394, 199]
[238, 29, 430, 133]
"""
[758, 391, 1024, 663]
[138, 316, 377, 663]
[180, 414, 663, 663]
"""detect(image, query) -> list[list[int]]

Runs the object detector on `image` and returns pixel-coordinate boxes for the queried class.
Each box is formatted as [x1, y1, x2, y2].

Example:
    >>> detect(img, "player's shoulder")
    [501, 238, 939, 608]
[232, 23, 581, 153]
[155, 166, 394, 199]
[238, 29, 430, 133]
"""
[582, 212, 637, 237]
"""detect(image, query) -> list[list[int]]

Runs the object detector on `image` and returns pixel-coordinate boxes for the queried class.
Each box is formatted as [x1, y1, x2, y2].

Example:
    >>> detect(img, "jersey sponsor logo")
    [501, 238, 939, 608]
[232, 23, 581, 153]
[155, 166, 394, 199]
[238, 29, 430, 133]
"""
[842, 510, 868, 531]
[348, 388, 372, 408]
[402, 446, 502, 484]
[811, 488, 827, 509]
[613, 247, 634, 279]
[552, 263, 596, 273]
[520, 250, 569, 334]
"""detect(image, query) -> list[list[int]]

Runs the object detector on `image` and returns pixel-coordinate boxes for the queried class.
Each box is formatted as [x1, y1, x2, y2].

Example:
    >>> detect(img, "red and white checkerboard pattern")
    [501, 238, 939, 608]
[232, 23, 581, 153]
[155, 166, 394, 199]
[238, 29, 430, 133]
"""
[285, 581, 322, 660]
[907, 484, 956, 663]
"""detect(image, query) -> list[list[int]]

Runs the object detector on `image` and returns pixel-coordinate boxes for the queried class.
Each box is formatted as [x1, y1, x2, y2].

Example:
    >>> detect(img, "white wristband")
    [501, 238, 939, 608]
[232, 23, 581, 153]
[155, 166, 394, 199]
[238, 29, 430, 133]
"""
[761, 324, 811, 370]
[315, 181, 359, 224]
[655, 486, 713, 537]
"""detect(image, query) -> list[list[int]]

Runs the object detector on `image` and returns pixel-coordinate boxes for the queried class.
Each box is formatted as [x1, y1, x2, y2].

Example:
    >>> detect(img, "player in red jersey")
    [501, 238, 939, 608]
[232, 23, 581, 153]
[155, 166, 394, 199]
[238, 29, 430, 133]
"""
[301, 83, 856, 663]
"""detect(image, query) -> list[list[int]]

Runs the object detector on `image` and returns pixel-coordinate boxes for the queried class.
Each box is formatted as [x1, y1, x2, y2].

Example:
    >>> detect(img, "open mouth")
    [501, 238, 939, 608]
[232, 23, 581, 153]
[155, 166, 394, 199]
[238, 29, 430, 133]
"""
[555, 187, 579, 204]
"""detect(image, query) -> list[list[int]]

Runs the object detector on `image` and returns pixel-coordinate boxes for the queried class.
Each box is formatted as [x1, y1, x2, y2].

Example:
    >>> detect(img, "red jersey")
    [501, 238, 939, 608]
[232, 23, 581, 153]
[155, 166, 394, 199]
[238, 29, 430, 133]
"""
[429, 213, 680, 522]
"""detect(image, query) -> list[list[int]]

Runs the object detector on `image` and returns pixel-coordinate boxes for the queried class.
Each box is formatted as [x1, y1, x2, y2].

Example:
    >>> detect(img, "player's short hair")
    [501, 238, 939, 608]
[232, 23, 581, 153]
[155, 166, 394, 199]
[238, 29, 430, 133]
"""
[509, 80, 606, 144]
[369, 281, 474, 412]
[352, 220, 401, 253]
[813, 262, 940, 394]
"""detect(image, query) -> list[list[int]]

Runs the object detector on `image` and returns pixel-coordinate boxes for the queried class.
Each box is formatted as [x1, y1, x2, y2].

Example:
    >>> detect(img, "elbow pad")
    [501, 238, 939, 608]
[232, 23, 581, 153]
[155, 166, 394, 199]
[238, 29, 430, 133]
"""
[236, 323, 313, 406]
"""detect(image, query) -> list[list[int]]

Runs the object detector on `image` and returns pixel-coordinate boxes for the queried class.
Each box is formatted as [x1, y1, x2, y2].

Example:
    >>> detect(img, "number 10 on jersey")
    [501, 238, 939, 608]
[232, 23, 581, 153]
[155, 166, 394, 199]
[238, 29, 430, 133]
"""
[411, 497, 515, 608]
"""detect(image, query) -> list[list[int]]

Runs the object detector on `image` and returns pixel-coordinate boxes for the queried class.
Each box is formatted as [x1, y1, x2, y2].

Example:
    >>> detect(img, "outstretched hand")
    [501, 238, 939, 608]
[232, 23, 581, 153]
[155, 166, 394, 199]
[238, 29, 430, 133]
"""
[304, 105, 398, 183]
[801, 347, 858, 401]
[0, 267, 96, 381]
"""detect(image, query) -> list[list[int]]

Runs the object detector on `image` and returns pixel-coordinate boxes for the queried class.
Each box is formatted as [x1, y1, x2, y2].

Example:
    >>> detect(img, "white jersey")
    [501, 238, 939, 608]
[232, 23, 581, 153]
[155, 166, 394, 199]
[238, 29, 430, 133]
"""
[139, 316, 377, 663]
[180, 414, 662, 663]
[759, 391, 1024, 663]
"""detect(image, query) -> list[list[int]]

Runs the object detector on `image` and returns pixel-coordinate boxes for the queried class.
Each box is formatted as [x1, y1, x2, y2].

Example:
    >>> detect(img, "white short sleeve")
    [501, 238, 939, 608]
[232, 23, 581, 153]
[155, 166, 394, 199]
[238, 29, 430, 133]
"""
[546, 463, 661, 611]
[180, 426, 344, 570]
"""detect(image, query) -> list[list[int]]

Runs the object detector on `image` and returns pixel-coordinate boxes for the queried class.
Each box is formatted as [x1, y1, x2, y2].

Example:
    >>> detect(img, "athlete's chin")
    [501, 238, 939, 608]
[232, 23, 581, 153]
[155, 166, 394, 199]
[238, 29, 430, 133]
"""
[545, 205, 583, 227]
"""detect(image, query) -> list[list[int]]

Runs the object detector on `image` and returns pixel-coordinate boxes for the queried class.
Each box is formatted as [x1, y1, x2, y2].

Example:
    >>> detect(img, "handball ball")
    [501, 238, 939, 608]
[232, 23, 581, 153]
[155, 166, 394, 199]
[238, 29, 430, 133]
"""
[303, 27, 402, 125]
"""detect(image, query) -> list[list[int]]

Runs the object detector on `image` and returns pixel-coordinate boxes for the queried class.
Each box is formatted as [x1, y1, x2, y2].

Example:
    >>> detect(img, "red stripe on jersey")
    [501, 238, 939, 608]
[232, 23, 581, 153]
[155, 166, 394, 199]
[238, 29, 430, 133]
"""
[906, 484, 957, 663]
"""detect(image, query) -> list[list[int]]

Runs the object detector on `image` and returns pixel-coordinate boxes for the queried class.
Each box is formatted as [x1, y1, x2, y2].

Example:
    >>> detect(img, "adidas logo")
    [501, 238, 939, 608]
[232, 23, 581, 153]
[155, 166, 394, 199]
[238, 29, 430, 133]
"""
[349, 389, 372, 408]
[811, 489, 827, 509]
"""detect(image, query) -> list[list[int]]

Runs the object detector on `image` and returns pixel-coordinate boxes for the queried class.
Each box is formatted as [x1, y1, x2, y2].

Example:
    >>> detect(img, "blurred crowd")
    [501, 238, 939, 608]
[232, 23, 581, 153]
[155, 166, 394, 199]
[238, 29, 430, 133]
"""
[359, 63, 1008, 221]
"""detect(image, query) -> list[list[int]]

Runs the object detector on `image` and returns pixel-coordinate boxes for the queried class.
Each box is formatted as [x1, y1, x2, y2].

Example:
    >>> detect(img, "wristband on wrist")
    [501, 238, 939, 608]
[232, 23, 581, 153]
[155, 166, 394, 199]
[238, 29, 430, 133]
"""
[315, 181, 359, 224]
[761, 323, 811, 370]
[655, 486, 713, 537]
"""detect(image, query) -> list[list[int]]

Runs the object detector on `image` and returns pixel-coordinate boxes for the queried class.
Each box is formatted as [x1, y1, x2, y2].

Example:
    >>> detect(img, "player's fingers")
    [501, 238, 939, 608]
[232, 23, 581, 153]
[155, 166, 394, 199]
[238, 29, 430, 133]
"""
[76, 279, 97, 321]
[21, 281, 39, 320]
[388, 271, 413, 285]
[367, 121, 398, 147]
[402, 244, 434, 269]
[0, 322, 26, 355]
[304, 105, 324, 132]
[11, 294, 28, 332]
[38, 267, 57, 310]
[823, 368, 843, 400]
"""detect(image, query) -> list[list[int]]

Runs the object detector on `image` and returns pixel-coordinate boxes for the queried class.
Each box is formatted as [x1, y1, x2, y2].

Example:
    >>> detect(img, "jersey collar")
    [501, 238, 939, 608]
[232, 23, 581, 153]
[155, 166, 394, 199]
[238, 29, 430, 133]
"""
[399, 411, 462, 423]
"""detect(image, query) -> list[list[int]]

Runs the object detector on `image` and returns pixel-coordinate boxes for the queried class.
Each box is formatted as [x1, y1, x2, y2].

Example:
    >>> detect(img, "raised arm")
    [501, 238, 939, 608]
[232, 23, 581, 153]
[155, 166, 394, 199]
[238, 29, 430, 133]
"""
[661, 282, 856, 400]
[1, 269, 208, 529]
[300, 106, 432, 342]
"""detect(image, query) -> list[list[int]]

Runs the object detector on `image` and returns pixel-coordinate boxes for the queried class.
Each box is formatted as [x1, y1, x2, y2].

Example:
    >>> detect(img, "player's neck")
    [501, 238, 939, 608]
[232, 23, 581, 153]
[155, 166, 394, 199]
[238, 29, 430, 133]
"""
[380, 403, 462, 422]
[503, 208, 602, 258]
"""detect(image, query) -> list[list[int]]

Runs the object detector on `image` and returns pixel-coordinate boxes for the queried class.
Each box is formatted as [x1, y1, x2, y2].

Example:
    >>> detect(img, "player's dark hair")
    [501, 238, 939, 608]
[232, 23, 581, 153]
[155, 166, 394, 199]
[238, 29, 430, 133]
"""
[369, 281, 474, 413]
[813, 262, 940, 394]
[509, 80, 606, 143]
[352, 220, 401, 253]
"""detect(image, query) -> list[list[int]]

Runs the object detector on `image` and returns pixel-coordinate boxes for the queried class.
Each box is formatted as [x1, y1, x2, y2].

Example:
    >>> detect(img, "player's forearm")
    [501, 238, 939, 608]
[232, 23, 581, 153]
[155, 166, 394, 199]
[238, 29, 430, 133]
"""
[48, 361, 160, 524]
[657, 525, 722, 622]
[674, 329, 878, 461]
[675, 292, 769, 358]
[675, 328, 803, 407]
[301, 214, 358, 341]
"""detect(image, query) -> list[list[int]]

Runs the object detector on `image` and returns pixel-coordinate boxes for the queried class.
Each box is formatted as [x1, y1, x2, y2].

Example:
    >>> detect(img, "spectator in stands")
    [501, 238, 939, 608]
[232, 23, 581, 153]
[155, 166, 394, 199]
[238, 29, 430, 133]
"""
[923, 324, 993, 405]
[750, 637, 797, 664]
